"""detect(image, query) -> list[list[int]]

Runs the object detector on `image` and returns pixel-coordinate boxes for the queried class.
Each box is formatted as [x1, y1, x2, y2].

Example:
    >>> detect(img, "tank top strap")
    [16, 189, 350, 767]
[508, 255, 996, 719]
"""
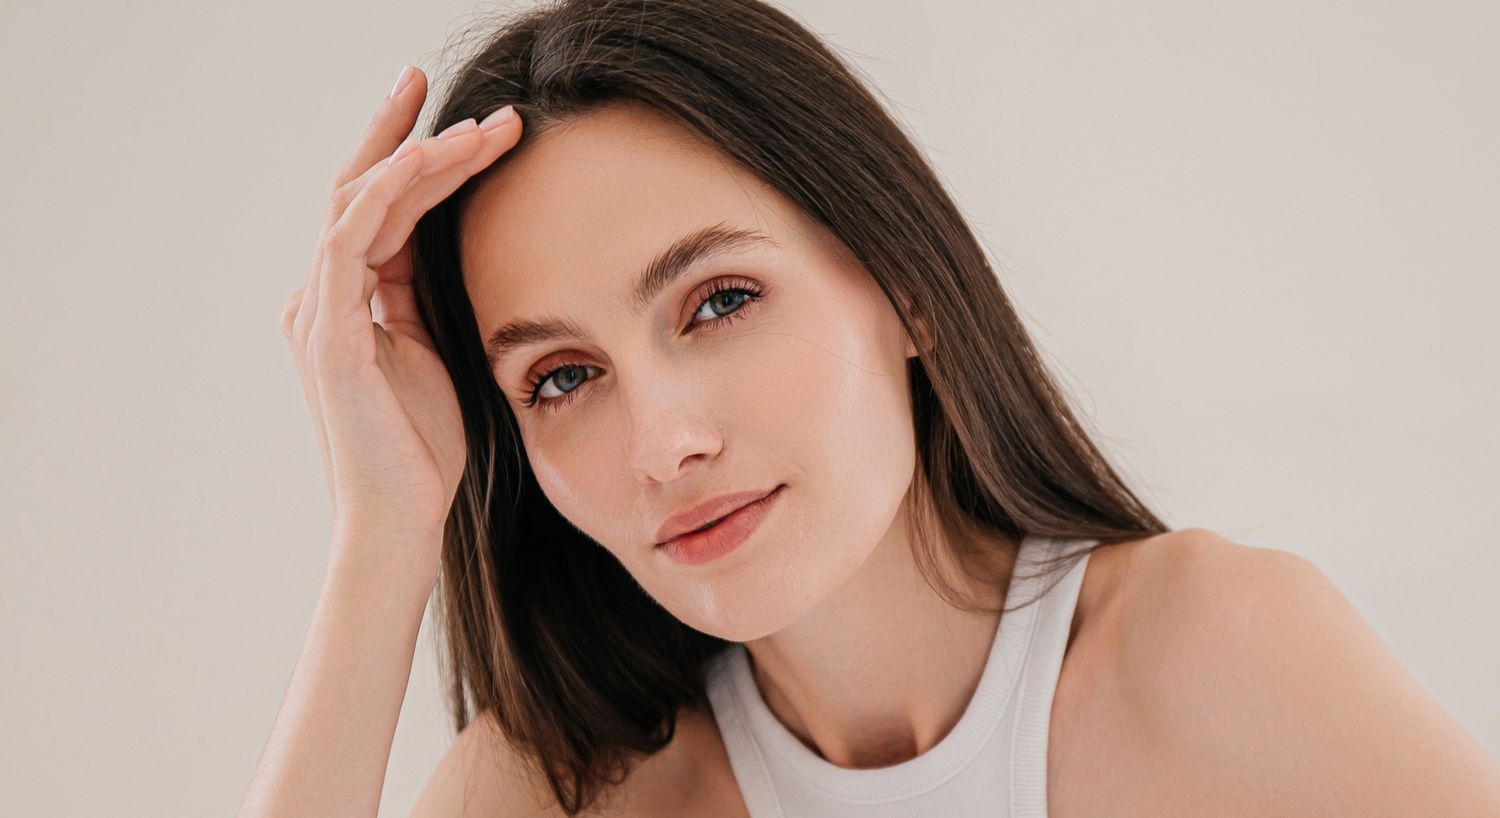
[1010, 534, 1093, 816]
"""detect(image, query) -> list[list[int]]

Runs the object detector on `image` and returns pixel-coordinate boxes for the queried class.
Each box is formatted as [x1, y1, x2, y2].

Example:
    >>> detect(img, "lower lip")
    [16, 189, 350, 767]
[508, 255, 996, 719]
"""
[657, 485, 785, 567]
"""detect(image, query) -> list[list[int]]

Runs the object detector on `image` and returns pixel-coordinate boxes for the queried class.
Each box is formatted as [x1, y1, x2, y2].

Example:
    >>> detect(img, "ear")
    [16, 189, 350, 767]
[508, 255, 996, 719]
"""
[892, 288, 934, 358]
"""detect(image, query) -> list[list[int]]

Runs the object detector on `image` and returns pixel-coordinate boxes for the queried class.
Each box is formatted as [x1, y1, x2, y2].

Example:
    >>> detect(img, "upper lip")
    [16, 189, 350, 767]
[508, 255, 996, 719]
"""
[654, 485, 782, 546]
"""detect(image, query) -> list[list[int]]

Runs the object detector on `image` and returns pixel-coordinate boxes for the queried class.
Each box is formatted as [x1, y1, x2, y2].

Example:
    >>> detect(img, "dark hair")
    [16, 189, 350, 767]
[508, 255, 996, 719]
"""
[407, 0, 1170, 812]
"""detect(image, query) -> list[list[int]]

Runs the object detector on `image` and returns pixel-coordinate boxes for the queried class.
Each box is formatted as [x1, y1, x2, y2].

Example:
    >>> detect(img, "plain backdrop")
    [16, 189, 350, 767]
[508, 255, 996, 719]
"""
[2, 0, 1496, 815]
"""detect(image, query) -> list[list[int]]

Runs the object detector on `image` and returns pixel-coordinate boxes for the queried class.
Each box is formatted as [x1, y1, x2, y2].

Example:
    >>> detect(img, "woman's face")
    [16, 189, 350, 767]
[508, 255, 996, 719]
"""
[461, 102, 920, 641]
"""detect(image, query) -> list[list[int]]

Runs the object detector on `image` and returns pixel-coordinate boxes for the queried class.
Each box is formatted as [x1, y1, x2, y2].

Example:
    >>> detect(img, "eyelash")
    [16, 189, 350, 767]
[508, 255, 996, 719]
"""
[519, 277, 767, 413]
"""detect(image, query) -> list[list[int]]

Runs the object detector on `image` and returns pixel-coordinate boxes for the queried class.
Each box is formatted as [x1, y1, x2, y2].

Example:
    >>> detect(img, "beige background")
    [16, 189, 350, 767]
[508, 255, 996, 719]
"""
[2, 0, 1495, 815]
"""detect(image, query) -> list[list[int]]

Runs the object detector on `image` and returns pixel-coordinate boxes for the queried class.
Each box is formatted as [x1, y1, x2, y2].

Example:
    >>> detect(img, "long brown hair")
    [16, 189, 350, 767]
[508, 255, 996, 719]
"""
[406, 0, 1170, 812]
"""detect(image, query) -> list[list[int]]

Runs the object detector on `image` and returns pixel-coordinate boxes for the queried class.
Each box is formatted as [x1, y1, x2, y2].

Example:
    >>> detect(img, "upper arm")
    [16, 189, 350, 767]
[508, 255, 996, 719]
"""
[1117, 529, 1500, 816]
[409, 710, 564, 818]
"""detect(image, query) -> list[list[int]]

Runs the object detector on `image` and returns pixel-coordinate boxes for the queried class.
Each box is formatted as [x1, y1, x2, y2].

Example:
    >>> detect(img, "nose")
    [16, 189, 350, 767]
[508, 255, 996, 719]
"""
[623, 375, 723, 485]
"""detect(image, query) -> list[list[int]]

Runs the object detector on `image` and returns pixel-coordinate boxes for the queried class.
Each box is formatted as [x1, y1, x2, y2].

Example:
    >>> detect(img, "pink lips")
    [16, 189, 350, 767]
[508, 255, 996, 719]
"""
[654, 485, 783, 545]
[655, 484, 785, 567]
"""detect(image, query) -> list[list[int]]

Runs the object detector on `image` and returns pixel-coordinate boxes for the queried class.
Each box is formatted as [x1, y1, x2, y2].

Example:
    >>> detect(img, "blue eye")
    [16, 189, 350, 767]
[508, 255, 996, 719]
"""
[519, 278, 766, 413]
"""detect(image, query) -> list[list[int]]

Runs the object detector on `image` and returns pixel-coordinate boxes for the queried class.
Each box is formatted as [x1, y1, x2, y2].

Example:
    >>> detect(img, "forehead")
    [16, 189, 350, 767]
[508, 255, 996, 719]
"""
[459, 103, 806, 316]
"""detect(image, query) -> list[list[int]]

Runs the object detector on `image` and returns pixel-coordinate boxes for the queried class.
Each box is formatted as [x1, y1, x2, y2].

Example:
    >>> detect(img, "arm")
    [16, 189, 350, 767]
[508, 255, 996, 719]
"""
[258, 60, 525, 818]
[236, 528, 438, 818]
[1120, 531, 1500, 816]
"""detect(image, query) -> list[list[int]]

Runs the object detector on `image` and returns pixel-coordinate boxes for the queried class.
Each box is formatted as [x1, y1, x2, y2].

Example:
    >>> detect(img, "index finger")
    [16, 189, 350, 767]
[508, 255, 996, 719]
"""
[333, 64, 429, 189]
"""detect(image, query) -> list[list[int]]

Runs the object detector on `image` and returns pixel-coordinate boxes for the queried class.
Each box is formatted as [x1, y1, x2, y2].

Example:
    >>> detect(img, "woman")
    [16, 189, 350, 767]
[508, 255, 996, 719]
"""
[240, 0, 1500, 816]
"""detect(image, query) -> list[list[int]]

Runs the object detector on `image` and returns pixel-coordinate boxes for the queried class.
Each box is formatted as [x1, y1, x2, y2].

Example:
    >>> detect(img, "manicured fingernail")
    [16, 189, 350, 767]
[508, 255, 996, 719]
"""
[389, 64, 415, 99]
[437, 118, 478, 139]
[387, 140, 420, 165]
[479, 105, 515, 131]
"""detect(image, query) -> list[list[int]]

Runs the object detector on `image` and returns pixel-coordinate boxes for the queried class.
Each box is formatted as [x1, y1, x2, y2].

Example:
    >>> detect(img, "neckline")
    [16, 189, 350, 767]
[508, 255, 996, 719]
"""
[718, 532, 1059, 802]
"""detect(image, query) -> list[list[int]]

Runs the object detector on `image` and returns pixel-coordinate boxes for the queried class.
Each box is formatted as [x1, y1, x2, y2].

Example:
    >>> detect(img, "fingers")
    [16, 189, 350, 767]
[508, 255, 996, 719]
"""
[304, 112, 491, 347]
[281, 284, 305, 341]
[297, 131, 447, 349]
[296, 67, 428, 367]
[281, 64, 436, 514]
[370, 267, 423, 332]
[334, 114, 486, 230]
[280, 282, 339, 508]
[304, 110, 508, 335]
[365, 107, 523, 270]
[335, 65, 428, 190]
[354, 104, 522, 337]
[315, 141, 427, 330]
[286, 66, 524, 389]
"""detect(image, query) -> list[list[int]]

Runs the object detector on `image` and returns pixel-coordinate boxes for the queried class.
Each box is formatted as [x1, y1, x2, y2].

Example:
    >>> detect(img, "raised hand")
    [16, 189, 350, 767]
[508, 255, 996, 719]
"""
[280, 64, 522, 569]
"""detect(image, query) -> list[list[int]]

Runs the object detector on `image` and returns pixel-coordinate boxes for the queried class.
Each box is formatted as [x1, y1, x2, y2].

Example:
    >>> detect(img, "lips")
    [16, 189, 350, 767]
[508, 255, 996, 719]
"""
[654, 485, 783, 546]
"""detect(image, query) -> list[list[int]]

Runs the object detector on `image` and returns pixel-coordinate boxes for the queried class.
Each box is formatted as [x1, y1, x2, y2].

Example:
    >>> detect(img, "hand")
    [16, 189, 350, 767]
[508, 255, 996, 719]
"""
[280, 65, 522, 566]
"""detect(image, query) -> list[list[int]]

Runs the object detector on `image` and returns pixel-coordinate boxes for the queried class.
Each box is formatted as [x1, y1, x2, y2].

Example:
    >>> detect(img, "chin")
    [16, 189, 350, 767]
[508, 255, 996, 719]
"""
[650, 546, 862, 643]
[680, 604, 801, 644]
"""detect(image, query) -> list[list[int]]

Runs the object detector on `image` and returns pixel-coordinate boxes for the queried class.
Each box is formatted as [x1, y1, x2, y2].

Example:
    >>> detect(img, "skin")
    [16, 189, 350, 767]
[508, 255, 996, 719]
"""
[459, 99, 1013, 776]
[1047, 531, 1500, 817]
[253, 61, 1500, 818]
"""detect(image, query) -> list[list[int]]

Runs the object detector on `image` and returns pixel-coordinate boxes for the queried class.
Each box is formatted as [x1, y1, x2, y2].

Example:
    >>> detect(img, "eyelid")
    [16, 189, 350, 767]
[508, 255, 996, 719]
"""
[679, 273, 762, 323]
[514, 273, 768, 407]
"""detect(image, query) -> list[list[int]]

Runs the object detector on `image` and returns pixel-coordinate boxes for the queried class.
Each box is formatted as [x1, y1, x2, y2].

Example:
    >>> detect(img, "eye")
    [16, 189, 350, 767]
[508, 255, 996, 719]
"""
[519, 277, 767, 413]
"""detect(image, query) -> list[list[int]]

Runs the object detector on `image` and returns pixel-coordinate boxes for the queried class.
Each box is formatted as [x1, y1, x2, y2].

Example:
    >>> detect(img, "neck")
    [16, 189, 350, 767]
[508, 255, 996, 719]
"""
[740, 512, 1016, 769]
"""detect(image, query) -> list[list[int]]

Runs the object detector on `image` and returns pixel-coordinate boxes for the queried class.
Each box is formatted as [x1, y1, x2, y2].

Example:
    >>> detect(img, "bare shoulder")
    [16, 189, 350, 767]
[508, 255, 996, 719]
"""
[409, 703, 744, 818]
[1057, 528, 1500, 817]
[408, 709, 567, 817]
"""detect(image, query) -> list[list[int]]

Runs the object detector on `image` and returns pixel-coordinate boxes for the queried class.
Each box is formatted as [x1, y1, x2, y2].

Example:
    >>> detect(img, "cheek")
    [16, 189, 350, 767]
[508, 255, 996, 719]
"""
[523, 423, 620, 543]
[724, 296, 915, 494]
[656, 298, 915, 637]
[526, 442, 588, 515]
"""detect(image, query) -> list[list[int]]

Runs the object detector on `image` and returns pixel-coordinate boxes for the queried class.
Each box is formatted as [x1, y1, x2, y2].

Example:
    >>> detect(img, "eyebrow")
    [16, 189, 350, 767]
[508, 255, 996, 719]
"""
[483, 222, 780, 369]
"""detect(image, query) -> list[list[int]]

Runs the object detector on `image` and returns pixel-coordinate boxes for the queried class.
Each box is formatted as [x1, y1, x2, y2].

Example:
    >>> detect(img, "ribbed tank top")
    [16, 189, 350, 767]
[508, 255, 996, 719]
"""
[702, 533, 1093, 818]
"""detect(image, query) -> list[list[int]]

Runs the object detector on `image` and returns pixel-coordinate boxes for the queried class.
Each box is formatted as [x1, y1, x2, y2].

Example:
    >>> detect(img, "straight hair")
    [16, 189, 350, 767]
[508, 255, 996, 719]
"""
[406, 0, 1171, 812]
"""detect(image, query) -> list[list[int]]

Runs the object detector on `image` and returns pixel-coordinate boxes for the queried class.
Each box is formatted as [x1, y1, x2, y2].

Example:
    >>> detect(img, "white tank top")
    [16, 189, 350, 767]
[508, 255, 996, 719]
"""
[702, 532, 1092, 818]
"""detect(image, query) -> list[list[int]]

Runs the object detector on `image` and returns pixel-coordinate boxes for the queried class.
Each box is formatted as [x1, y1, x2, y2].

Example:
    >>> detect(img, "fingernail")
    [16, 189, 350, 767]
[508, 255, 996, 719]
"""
[437, 118, 478, 139]
[479, 105, 515, 131]
[389, 64, 415, 99]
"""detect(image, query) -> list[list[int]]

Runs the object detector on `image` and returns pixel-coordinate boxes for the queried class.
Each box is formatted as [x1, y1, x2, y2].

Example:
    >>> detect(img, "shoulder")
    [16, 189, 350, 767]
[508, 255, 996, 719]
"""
[409, 704, 738, 818]
[409, 709, 567, 817]
[1080, 528, 1500, 816]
